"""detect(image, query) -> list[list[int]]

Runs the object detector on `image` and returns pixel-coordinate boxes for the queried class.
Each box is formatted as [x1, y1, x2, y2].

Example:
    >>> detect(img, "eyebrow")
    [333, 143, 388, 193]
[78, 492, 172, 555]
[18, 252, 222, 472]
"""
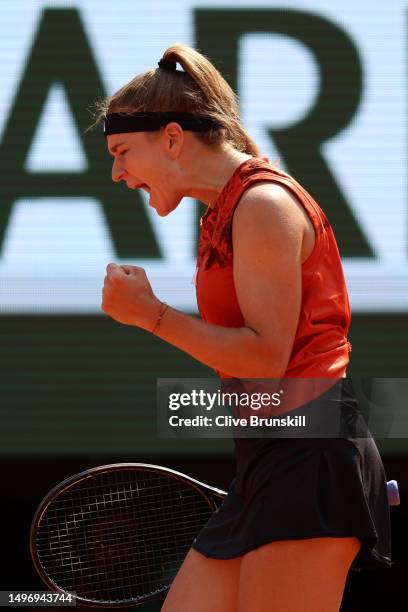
[108, 141, 126, 156]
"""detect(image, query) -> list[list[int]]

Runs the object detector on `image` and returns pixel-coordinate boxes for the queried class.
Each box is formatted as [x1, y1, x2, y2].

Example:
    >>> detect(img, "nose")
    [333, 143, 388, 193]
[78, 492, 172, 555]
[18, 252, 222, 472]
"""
[111, 158, 125, 183]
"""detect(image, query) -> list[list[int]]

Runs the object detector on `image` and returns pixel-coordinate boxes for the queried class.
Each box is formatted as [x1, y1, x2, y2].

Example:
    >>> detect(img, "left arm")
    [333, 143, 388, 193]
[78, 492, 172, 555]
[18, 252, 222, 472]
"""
[102, 184, 305, 378]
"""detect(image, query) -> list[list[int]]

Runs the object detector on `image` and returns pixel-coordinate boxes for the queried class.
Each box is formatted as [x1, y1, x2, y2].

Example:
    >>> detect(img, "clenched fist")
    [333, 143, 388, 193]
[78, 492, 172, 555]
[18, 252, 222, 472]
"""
[101, 263, 160, 329]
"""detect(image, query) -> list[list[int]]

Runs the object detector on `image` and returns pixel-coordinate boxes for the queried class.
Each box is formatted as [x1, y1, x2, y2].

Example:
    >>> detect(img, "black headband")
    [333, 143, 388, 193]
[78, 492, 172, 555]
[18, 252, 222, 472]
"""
[104, 112, 219, 136]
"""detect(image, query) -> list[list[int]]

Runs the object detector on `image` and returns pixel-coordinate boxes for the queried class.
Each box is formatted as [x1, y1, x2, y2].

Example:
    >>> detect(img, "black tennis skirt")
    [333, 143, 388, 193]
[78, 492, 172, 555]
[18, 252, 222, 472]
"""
[192, 378, 392, 570]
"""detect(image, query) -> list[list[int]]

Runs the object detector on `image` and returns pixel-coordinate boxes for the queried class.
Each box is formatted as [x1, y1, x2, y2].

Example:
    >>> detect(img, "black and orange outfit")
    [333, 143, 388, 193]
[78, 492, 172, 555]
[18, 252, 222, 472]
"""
[192, 157, 391, 569]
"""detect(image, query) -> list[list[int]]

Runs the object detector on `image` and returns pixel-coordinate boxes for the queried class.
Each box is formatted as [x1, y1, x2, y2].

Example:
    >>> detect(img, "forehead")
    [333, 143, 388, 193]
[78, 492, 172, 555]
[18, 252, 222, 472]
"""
[106, 132, 151, 155]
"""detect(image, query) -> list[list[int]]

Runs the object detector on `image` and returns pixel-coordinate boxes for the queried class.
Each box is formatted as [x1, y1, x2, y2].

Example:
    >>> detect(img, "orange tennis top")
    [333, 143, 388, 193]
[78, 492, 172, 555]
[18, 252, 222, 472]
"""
[195, 157, 351, 378]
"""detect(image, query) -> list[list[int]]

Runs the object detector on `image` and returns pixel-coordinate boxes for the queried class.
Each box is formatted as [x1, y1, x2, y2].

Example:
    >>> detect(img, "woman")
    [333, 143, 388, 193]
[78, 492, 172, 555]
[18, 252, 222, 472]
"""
[98, 44, 391, 611]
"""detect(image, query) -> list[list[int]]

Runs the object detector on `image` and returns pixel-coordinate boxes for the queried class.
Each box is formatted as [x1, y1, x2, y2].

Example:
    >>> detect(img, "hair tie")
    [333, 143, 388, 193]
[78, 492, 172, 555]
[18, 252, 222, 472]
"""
[158, 58, 177, 72]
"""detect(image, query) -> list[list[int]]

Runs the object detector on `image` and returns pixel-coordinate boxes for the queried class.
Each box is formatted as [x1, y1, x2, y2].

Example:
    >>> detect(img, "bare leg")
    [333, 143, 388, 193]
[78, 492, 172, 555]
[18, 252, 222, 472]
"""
[238, 537, 361, 612]
[161, 548, 241, 612]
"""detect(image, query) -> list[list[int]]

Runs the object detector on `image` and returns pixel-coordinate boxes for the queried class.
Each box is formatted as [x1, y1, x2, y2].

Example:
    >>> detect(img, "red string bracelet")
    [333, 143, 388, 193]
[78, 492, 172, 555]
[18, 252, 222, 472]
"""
[151, 301, 169, 334]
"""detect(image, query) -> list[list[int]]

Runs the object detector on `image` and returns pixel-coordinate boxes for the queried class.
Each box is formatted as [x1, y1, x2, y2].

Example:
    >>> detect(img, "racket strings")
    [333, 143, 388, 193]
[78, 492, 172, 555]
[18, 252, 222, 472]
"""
[39, 490, 191, 600]
[35, 469, 214, 605]
[38, 496, 210, 525]
[38, 515, 212, 558]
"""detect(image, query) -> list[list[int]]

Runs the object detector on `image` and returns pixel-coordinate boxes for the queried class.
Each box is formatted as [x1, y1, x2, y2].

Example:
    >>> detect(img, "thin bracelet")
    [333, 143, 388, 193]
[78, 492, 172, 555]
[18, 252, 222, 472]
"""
[151, 301, 169, 334]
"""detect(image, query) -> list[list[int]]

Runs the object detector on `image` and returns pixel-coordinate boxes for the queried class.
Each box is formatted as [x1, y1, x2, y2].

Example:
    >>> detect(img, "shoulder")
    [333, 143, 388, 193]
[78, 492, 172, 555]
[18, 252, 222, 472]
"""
[233, 181, 304, 243]
[232, 180, 315, 261]
[237, 180, 307, 224]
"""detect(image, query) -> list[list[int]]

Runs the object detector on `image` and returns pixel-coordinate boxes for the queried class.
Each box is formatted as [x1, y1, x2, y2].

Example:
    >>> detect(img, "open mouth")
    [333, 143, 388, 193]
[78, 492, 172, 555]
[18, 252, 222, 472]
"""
[127, 182, 149, 191]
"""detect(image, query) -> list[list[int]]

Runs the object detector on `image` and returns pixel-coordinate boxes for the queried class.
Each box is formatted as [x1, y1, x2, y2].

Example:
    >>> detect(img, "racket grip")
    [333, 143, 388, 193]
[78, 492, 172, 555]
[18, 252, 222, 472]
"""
[387, 480, 400, 506]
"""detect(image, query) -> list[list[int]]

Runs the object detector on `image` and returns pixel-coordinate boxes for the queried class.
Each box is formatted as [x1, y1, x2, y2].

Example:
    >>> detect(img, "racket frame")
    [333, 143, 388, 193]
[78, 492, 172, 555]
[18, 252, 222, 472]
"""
[30, 463, 227, 608]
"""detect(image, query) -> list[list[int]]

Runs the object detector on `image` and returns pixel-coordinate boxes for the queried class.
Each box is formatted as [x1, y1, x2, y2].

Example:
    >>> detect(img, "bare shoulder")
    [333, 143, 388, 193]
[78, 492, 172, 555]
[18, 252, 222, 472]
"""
[233, 181, 315, 262]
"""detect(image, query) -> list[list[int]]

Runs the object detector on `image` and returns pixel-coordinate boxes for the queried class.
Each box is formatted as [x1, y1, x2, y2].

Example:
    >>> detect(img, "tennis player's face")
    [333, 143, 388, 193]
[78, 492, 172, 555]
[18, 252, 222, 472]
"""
[107, 132, 183, 216]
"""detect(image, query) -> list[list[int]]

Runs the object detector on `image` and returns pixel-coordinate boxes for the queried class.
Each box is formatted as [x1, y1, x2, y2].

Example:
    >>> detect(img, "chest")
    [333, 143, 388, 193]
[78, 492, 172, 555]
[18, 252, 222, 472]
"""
[196, 262, 245, 328]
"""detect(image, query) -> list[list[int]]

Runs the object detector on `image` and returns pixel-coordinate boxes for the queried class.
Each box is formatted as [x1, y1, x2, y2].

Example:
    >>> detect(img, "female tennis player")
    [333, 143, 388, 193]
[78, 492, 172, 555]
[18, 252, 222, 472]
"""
[98, 44, 391, 611]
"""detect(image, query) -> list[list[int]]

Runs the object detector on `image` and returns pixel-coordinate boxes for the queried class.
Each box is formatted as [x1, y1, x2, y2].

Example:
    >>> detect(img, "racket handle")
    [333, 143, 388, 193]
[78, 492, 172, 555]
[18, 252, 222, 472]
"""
[387, 480, 400, 506]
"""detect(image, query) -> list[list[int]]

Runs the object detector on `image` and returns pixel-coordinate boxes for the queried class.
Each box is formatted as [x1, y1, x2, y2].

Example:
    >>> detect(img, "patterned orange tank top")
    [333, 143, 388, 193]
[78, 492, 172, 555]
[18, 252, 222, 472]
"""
[195, 157, 351, 378]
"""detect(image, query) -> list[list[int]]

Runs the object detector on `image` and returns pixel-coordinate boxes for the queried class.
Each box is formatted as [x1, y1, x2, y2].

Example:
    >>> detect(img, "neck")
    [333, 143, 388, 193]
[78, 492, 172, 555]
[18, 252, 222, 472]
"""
[178, 142, 253, 209]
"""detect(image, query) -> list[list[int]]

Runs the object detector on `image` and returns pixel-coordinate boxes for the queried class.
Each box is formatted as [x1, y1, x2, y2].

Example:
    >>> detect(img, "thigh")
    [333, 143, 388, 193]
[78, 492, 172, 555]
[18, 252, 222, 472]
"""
[161, 547, 242, 612]
[238, 537, 361, 612]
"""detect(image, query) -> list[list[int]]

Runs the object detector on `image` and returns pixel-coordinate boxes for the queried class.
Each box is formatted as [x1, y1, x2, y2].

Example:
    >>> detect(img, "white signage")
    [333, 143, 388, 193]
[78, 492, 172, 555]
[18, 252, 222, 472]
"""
[0, 0, 406, 313]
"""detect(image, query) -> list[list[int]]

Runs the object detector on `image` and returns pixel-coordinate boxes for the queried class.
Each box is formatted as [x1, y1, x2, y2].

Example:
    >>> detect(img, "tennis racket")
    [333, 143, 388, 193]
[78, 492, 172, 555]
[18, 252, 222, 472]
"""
[30, 463, 226, 608]
[30, 463, 400, 608]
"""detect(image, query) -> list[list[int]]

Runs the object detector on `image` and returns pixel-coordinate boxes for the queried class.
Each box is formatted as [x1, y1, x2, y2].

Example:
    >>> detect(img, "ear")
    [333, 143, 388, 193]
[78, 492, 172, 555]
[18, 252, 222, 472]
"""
[162, 122, 184, 159]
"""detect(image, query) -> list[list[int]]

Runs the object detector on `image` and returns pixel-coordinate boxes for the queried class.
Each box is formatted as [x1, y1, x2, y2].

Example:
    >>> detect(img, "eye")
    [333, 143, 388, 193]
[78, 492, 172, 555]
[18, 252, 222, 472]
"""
[119, 149, 129, 156]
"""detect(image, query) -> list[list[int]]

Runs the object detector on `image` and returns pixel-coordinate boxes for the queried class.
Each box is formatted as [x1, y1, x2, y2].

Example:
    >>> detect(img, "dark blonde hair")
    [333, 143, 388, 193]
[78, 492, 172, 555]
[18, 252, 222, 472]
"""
[91, 43, 261, 156]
